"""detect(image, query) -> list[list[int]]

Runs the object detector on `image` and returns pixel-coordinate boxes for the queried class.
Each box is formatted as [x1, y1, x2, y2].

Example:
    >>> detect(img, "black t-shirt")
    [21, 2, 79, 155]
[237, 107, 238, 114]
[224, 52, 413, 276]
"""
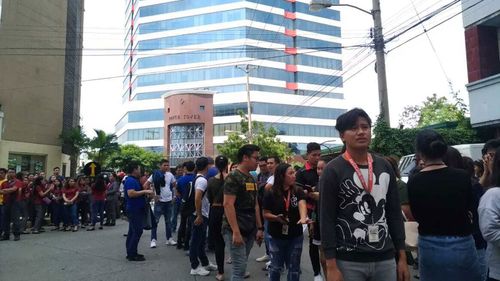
[408, 167, 474, 236]
[263, 188, 305, 240]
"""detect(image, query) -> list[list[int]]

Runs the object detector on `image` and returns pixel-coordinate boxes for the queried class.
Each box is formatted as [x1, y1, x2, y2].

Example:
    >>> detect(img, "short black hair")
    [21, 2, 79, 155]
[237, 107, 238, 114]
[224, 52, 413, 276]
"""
[53, 167, 60, 171]
[259, 156, 268, 162]
[415, 129, 448, 160]
[0, 168, 7, 173]
[207, 157, 215, 165]
[159, 159, 169, 165]
[443, 146, 464, 169]
[335, 108, 372, 134]
[16, 172, 24, 180]
[307, 142, 321, 153]
[125, 162, 140, 174]
[183, 161, 196, 172]
[237, 144, 260, 163]
[482, 139, 500, 156]
[268, 155, 281, 164]
[196, 157, 209, 171]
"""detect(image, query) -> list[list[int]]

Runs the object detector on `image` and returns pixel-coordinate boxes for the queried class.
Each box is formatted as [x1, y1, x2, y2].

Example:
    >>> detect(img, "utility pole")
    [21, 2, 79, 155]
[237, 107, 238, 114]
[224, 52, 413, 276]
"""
[372, 0, 390, 125]
[235, 64, 258, 143]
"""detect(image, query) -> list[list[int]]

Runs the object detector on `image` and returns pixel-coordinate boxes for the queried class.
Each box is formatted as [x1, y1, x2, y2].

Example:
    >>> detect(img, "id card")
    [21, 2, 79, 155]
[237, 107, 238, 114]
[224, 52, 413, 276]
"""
[368, 225, 379, 243]
[282, 224, 289, 235]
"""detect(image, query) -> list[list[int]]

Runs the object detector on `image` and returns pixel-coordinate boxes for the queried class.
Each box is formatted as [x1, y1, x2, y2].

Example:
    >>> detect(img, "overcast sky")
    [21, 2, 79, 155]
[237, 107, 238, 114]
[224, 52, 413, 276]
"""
[80, 0, 469, 137]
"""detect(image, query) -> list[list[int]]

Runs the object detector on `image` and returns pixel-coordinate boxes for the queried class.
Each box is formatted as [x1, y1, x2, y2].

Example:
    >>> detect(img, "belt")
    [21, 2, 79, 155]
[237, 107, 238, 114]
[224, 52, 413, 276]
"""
[211, 203, 223, 207]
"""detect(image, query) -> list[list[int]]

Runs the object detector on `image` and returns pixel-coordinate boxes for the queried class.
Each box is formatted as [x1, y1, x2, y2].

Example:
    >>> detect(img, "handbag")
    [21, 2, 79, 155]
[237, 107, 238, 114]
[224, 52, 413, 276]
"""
[236, 208, 256, 237]
[143, 203, 153, 230]
[402, 210, 419, 248]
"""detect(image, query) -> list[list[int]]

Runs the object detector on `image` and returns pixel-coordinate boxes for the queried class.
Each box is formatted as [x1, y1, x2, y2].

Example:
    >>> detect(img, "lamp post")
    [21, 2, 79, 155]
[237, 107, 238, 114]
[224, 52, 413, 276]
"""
[235, 64, 258, 143]
[310, 0, 390, 126]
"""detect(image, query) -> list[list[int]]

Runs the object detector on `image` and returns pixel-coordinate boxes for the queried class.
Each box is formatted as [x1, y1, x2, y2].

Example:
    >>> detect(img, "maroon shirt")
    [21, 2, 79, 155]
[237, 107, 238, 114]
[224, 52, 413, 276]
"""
[34, 184, 47, 205]
[63, 187, 79, 202]
[91, 184, 106, 201]
[1, 179, 24, 205]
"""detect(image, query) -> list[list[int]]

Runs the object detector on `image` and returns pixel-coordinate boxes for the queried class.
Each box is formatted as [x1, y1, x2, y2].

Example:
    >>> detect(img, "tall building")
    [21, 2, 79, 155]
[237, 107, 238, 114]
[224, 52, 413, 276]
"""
[117, 0, 345, 155]
[462, 0, 500, 137]
[0, 0, 84, 174]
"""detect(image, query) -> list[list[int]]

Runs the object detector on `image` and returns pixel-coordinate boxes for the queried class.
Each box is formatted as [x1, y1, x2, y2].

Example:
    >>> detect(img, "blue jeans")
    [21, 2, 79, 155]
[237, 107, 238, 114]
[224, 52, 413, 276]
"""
[126, 208, 144, 257]
[264, 219, 271, 256]
[336, 259, 396, 281]
[151, 201, 173, 240]
[419, 235, 481, 281]
[269, 235, 303, 281]
[171, 200, 180, 232]
[224, 230, 255, 281]
[64, 203, 79, 226]
[51, 202, 64, 227]
[477, 248, 488, 281]
[91, 200, 105, 226]
[189, 215, 209, 269]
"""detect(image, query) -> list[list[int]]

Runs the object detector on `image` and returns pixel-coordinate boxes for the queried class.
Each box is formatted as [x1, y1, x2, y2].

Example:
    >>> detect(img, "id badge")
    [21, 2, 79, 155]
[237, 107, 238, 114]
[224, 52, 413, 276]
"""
[282, 224, 289, 235]
[368, 225, 379, 243]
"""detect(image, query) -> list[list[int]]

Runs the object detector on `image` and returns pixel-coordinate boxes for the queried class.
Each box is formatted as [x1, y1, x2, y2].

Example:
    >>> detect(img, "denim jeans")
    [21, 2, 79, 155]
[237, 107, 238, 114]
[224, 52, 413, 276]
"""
[151, 201, 173, 241]
[126, 208, 144, 257]
[269, 235, 304, 281]
[91, 200, 105, 226]
[224, 230, 255, 281]
[171, 200, 180, 232]
[51, 202, 64, 227]
[64, 203, 79, 226]
[336, 259, 396, 281]
[189, 215, 209, 269]
[477, 248, 488, 281]
[264, 219, 271, 256]
[33, 204, 46, 231]
[419, 235, 481, 281]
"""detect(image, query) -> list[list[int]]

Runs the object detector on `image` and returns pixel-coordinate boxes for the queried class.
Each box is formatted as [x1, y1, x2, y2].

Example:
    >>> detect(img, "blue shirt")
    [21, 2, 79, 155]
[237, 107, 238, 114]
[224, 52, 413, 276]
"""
[207, 167, 218, 179]
[124, 176, 145, 212]
[177, 173, 195, 200]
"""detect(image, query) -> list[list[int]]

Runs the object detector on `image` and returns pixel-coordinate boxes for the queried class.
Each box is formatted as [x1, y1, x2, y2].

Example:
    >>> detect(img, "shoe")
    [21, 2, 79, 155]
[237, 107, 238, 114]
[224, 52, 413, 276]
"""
[226, 257, 232, 264]
[185, 251, 190, 256]
[204, 263, 217, 271]
[64, 227, 71, 232]
[32, 230, 40, 234]
[166, 238, 177, 246]
[0, 236, 9, 241]
[39, 228, 46, 232]
[72, 226, 78, 232]
[81, 224, 86, 229]
[314, 274, 324, 281]
[215, 273, 224, 281]
[127, 255, 146, 262]
[256, 254, 270, 262]
[190, 265, 210, 276]
[87, 226, 95, 231]
[14, 236, 20, 241]
[21, 230, 30, 235]
[52, 227, 60, 231]
[98, 225, 103, 230]
[263, 261, 271, 271]
[176, 243, 183, 250]
[244, 272, 250, 279]
[104, 222, 111, 226]
[150, 239, 157, 248]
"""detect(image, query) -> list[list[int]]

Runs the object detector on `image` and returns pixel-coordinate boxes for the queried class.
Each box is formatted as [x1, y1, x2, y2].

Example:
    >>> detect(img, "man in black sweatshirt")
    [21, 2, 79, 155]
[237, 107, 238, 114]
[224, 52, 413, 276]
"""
[319, 108, 409, 281]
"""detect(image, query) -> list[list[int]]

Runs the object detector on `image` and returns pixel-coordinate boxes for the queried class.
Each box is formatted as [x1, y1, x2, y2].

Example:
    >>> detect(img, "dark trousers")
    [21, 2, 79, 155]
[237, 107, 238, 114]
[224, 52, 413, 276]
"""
[33, 204, 46, 231]
[309, 238, 321, 276]
[171, 200, 180, 232]
[51, 202, 64, 226]
[91, 200, 105, 226]
[189, 215, 209, 269]
[177, 204, 192, 249]
[126, 208, 144, 257]
[0, 205, 3, 235]
[2, 202, 21, 237]
[78, 199, 90, 225]
[209, 206, 225, 274]
[105, 199, 117, 224]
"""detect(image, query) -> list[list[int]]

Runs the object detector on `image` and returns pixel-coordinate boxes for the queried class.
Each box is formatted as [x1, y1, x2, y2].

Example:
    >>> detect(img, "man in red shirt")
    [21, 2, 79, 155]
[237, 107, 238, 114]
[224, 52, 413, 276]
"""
[0, 169, 24, 241]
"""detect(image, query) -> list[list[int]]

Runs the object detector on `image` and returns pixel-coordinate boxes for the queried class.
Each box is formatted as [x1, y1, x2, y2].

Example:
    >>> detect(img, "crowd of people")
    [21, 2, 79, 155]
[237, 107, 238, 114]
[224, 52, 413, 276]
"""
[2, 107, 500, 281]
[0, 167, 122, 240]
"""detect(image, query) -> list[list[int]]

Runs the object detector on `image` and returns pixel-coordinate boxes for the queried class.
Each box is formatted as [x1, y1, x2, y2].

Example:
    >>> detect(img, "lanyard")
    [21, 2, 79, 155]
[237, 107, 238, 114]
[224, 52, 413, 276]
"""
[283, 190, 291, 214]
[344, 152, 374, 193]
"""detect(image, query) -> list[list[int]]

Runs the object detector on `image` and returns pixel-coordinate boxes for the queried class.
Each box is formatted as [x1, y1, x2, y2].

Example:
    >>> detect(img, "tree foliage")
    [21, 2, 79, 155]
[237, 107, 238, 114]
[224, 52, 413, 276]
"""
[399, 93, 468, 128]
[87, 129, 120, 166]
[216, 112, 292, 163]
[60, 126, 90, 177]
[107, 144, 163, 172]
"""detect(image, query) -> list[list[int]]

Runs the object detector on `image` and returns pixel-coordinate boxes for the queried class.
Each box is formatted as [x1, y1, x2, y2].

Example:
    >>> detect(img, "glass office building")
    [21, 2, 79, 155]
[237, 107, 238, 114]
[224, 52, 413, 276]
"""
[117, 0, 345, 153]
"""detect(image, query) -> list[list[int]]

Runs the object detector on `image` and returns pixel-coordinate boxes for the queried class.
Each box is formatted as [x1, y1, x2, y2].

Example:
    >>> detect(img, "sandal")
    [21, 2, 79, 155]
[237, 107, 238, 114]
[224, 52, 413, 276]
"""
[215, 274, 224, 281]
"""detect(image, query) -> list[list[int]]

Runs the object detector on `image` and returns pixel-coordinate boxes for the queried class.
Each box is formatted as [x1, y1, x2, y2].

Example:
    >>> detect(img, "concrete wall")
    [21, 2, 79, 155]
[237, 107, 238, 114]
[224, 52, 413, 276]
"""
[462, 0, 500, 28]
[467, 73, 500, 127]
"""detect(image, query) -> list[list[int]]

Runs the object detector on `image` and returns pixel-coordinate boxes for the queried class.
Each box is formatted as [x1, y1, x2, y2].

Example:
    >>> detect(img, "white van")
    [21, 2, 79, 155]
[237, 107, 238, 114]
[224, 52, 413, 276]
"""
[398, 143, 484, 182]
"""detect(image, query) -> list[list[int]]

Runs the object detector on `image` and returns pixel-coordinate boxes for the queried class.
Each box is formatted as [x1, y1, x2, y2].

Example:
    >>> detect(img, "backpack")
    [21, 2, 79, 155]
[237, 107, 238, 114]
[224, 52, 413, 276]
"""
[181, 175, 204, 215]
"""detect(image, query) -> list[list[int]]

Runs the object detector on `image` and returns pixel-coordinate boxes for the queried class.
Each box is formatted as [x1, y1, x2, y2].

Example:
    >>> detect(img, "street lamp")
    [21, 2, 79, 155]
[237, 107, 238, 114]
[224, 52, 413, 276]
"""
[310, 0, 391, 126]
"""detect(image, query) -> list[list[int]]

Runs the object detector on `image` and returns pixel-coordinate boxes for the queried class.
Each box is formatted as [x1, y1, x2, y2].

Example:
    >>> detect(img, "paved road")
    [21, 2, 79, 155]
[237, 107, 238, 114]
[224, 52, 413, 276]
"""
[0, 219, 419, 281]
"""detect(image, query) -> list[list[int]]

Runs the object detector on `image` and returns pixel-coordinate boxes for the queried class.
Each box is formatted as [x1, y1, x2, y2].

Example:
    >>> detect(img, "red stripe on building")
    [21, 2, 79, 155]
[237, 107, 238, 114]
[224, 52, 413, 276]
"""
[286, 64, 298, 72]
[286, 0, 296, 2]
[284, 29, 297, 37]
[286, 82, 298, 90]
[285, 47, 297, 55]
[284, 11, 296, 20]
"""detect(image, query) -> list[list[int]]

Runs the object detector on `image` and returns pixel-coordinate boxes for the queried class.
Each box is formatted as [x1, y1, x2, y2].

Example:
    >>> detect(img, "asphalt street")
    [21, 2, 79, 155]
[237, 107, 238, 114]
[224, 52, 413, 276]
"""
[0, 219, 419, 281]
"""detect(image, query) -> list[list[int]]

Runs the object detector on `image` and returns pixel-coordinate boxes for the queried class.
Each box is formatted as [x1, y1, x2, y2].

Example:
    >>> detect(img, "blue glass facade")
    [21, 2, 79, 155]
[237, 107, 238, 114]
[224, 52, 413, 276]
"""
[119, 0, 343, 150]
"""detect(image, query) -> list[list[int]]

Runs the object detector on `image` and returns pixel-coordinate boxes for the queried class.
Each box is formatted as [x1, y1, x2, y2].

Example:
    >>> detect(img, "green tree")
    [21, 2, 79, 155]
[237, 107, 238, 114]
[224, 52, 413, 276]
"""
[60, 126, 90, 177]
[107, 144, 163, 172]
[87, 129, 120, 166]
[217, 112, 292, 163]
[399, 93, 467, 128]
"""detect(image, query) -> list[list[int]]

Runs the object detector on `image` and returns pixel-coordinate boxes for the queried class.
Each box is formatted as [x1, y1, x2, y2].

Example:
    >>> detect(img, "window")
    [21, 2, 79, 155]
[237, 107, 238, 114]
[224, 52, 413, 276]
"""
[8, 153, 46, 173]
[213, 123, 339, 138]
[214, 102, 345, 119]
[169, 124, 205, 166]
[200, 105, 205, 112]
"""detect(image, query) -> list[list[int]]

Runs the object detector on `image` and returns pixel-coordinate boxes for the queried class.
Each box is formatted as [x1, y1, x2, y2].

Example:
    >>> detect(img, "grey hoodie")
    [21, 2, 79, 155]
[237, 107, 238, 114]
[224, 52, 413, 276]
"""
[478, 187, 500, 280]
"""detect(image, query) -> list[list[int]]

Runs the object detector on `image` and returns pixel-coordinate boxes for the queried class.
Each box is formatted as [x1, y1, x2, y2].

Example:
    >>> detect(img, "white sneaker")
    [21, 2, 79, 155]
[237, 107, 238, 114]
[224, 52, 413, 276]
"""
[150, 239, 157, 248]
[314, 274, 324, 281]
[166, 238, 177, 246]
[205, 263, 217, 271]
[190, 265, 210, 276]
[256, 254, 270, 262]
